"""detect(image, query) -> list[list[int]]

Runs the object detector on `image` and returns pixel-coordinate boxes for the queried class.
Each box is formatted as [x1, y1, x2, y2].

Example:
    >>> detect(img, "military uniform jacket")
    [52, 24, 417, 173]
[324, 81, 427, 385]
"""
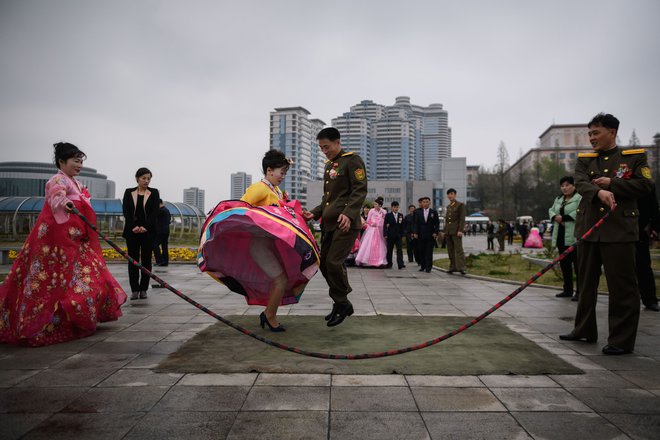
[574, 147, 653, 242]
[310, 150, 368, 231]
[443, 200, 466, 235]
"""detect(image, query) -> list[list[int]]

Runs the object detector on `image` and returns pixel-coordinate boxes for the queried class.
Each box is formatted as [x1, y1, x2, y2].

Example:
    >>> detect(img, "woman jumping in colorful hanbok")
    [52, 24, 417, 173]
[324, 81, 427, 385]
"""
[198, 150, 319, 332]
[0, 142, 126, 346]
[355, 197, 388, 267]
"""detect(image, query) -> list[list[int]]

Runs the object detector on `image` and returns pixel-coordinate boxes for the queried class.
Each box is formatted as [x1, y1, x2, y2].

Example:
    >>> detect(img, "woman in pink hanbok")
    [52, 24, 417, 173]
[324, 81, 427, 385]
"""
[356, 197, 388, 267]
[524, 227, 544, 248]
[0, 142, 126, 346]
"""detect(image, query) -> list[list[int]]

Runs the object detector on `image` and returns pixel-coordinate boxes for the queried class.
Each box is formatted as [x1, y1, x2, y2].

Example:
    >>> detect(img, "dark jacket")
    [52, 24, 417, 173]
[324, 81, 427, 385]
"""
[122, 187, 160, 239]
[384, 211, 405, 239]
[156, 205, 172, 236]
[637, 184, 660, 242]
[412, 207, 440, 240]
[574, 147, 653, 242]
[310, 150, 368, 231]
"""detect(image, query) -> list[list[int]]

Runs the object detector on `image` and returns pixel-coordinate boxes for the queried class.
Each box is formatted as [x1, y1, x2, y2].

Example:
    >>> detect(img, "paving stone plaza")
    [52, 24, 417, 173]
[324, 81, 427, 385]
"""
[1, 236, 659, 439]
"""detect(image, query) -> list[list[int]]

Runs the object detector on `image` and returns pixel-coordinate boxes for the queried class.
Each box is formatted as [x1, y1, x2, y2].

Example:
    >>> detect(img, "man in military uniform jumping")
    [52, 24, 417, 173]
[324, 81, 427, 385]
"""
[560, 113, 653, 355]
[304, 127, 368, 327]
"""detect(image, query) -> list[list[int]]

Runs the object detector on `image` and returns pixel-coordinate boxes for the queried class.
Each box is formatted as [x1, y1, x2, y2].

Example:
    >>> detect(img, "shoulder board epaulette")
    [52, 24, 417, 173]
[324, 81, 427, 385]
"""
[622, 148, 645, 155]
[577, 152, 598, 158]
[341, 152, 354, 157]
[325, 159, 330, 163]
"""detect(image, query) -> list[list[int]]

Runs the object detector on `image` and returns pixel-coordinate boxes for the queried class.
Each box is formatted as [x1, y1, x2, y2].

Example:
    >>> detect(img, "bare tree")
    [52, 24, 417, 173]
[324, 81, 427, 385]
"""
[629, 129, 641, 147]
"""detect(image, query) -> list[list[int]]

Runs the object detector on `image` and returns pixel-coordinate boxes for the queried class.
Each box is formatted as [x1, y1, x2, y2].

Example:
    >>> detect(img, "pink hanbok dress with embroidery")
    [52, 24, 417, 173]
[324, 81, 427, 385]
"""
[524, 227, 544, 248]
[355, 207, 388, 267]
[0, 171, 126, 346]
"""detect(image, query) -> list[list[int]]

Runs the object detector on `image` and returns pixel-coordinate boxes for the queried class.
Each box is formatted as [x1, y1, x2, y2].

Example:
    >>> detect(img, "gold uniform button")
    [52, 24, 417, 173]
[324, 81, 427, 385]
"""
[632, 212, 636, 216]
[590, 171, 594, 175]
[326, 202, 329, 206]
[604, 157, 609, 160]
[325, 181, 329, 184]
[604, 169, 609, 173]
[577, 208, 580, 212]
[599, 207, 605, 212]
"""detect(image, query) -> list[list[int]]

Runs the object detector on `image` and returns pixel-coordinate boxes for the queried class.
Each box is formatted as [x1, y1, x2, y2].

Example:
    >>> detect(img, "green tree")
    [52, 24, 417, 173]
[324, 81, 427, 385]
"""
[629, 129, 641, 147]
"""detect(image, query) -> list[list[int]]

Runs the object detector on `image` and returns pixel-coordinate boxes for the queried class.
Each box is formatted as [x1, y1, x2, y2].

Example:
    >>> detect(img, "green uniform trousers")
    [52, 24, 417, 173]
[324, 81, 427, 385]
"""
[446, 234, 466, 271]
[574, 241, 640, 351]
[320, 228, 359, 304]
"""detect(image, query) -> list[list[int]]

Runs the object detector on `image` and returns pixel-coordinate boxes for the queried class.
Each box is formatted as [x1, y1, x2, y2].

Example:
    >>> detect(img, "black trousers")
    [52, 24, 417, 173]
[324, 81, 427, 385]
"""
[558, 244, 578, 296]
[636, 238, 658, 306]
[126, 234, 153, 292]
[418, 238, 435, 271]
[153, 233, 170, 265]
[387, 236, 404, 268]
[406, 235, 416, 262]
[487, 236, 494, 250]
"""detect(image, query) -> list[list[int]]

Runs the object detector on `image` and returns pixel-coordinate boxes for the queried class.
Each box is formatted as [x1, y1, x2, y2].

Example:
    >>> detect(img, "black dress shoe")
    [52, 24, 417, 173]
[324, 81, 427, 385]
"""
[324, 303, 338, 321]
[556, 292, 572, 298]
[571, 295, 579, 302]
[460, 270, 466, 275]
[559, 331, 596, 343]
[419, 268, 425, 272]
[602, 345, 631, 355]
[645, 303, 660, 312]
[425, 269, 431, 273]
[447, 270, 455, 274]
[327, 302, 354, 327]
[399, 265, 405, 269]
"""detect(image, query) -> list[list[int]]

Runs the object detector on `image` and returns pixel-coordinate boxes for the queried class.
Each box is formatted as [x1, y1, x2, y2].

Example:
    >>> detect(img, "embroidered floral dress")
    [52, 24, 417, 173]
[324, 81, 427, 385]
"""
[355, 207, 388, 267]
[0, 171, 126, 346]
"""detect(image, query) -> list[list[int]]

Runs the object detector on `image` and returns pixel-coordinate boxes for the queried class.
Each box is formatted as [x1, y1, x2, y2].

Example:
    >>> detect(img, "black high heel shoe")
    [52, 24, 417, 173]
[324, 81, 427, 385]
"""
[260, 312, 286, 332]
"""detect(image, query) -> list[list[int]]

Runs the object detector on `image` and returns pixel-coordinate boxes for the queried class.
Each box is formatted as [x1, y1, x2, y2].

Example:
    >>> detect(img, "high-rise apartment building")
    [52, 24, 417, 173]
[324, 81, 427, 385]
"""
[183, 187, 205, 212]
[269, 107, 325, 205]
[230, 172, 252, 200]
[330, 96, 451, 181]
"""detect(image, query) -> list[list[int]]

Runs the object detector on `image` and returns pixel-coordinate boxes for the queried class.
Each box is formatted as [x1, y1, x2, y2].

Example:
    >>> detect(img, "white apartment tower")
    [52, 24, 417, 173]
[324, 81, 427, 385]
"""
[230, 172, 252, 200]
[269, 107, 325, 205]
[183, 187, 205, 212]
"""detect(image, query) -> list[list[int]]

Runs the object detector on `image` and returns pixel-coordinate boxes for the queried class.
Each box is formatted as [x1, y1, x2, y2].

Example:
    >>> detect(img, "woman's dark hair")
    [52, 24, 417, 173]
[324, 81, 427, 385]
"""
[374, 196, 384, 206]
[559, 175, 574, 186]
[135, 167, 152, 179]
[53, 142, 86, 169]
[262, 149, 289, 174]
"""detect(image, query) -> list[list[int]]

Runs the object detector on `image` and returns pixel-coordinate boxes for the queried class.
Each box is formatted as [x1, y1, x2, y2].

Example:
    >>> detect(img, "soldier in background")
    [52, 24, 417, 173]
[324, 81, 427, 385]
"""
[443, 188, 467, 274]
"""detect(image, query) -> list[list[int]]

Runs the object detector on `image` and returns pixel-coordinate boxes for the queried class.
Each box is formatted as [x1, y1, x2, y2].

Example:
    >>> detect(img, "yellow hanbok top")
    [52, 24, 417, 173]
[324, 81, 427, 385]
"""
[240, 179, 283, 207]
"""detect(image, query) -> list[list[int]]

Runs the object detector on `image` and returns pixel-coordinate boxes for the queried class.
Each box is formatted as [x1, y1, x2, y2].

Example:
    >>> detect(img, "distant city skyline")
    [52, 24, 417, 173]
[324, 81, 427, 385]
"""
[230, 172, 252, 200]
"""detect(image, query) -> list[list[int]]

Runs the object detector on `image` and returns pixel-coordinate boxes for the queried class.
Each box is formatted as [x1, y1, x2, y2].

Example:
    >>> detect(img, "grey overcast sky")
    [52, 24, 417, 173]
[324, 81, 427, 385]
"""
[1, 0, 659, 206]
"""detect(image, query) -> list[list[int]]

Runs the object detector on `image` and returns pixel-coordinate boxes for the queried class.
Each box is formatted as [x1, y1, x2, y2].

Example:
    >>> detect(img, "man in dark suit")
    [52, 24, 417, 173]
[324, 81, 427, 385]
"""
[403, 204, 417, 263]
[560, 113, 653, 355]
[636, 184, 660, 311]
[384, 201, 406, 269]
[153, 199, 171, 267]
[412, 196, 439, 273]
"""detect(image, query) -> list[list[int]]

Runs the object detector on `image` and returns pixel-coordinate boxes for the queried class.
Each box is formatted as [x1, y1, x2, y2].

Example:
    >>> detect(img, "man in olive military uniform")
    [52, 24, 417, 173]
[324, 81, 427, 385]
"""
[303, 127, 368, 327]
[443, 188, 467, 274]
[560, 113, 653, 355]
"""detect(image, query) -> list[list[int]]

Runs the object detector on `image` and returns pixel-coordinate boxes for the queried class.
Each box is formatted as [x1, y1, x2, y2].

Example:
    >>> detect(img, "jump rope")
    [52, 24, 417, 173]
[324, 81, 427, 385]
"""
[70, 205, 612, 360]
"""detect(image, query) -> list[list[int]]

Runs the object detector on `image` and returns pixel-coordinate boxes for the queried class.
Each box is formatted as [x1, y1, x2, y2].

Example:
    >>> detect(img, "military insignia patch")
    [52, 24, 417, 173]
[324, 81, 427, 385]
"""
[642, 166, 652, 179]
[354, 168, 365, 181]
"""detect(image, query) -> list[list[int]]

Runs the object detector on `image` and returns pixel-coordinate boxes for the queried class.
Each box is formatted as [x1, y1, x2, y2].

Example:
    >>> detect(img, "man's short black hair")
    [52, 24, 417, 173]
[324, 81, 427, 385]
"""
[446, 188, 457, 195]
[316, 127, 341, 141]
[408, 204, 415, 210]
[588, 113, 620, 132]
[559, 175, 574, 186]
[391, 201, 399, 207]
[418, 196, 430, 202]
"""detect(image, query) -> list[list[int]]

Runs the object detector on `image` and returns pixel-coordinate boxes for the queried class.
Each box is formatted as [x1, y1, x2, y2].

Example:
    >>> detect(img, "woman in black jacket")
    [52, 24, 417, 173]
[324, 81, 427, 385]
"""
[122, 167, 159, 300]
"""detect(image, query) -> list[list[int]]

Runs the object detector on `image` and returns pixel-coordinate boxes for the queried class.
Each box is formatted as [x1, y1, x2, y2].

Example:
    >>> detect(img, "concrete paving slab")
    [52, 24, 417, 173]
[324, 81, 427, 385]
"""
[512, 411, 629, 440]
[63, 386, 169, 413]
[422, 412, 531, 440]
[16, 368, 116, 388]
[331, 386, 417, 412]
[550, 370, 638, 388]
[152, 386, 249, 412]
[0, 387, 87, 413]
[568, 388, 660, 414]
[479, 374, 560, 388]
[255, 373, 331, 386]
[405, 375, 482, 387]
[97, 369, 182, 387]
[601, 413, 660, 440]
[490, 387, 592, 412]
[411, 387, 506, 412]
[124, 411, 236, 440]
[228, 411, 327, 440]
[242, 386, 329, 411]
[0, 369, 40, 387]
[331, 374, 407, 386]
[0, 413, 52, 440]
[330, 412, 430, 440]
[20, 412, 144, 440]
[179, 373, 257, 386]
